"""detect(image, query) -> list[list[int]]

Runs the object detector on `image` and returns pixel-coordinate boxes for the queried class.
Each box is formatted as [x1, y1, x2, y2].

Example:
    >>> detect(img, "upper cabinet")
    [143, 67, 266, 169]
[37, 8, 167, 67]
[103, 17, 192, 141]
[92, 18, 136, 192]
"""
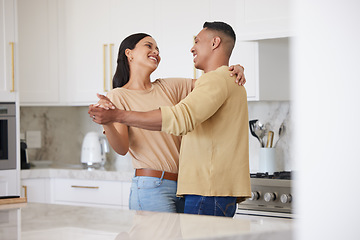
[239, 38, 291, 101]
[60, 0, 157, 104]
[16, 0, 292, 105]
[0, 0, 17, 102]
[59, 0, 111, 104]
[150, 0, 210, 81]
[18, 0, 60, 104]
[236, 0, 293, 40]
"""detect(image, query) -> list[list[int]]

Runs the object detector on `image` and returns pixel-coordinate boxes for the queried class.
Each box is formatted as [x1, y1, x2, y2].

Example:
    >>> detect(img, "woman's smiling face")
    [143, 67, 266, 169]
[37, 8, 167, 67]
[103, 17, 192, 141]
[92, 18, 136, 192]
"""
[126, 36, 161, 72]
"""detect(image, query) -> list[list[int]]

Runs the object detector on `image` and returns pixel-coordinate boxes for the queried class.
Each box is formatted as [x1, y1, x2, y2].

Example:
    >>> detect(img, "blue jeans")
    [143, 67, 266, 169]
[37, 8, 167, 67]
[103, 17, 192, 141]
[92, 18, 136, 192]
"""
[129, 176, 184, 213]
[184, 195, 237, 217]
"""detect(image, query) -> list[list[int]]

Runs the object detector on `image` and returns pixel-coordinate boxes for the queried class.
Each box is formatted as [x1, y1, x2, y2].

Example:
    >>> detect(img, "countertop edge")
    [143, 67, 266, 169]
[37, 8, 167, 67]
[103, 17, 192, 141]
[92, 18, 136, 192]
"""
[21, 168, 134, 182]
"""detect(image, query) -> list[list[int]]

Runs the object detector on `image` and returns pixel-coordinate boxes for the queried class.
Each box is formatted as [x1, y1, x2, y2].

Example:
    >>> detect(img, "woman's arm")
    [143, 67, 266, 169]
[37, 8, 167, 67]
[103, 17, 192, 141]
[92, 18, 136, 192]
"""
[103, 122, 129, 156]
[89, 94, 129, 155]
[191, 64, 246, 89]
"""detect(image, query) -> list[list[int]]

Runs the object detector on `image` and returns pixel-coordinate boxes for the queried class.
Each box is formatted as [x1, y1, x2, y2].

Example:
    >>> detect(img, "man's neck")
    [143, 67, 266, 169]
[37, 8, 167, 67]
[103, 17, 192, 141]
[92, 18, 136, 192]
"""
[203, 60, 229, 73]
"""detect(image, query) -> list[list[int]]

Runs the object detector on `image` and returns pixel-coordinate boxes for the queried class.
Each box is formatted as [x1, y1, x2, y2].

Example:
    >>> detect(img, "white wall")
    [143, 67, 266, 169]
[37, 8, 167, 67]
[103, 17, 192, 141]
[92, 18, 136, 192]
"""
[293, 1, 360, 239]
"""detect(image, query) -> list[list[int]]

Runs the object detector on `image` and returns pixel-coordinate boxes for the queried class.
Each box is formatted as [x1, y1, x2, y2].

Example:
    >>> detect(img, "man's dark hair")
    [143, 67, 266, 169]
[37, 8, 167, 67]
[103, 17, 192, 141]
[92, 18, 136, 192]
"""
[203, 21, 236, 42]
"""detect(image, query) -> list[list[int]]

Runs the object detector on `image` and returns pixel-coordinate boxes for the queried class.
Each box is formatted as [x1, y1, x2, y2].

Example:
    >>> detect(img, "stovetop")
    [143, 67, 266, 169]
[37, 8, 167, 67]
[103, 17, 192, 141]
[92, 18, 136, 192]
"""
[237, 171, 293, 218]
[250, 171, 292, 180]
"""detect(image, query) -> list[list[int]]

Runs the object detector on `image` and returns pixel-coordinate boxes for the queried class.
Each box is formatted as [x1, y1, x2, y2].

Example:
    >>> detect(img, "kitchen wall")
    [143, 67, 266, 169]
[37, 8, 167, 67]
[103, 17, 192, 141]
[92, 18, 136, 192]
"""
[20, 101, 292, 172]
[20, 106, 132, 170]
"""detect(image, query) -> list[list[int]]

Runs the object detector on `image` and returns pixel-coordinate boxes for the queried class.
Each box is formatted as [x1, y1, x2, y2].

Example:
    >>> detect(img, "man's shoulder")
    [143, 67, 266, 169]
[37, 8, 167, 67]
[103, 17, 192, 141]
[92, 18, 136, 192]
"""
[155, 78, 191, 85]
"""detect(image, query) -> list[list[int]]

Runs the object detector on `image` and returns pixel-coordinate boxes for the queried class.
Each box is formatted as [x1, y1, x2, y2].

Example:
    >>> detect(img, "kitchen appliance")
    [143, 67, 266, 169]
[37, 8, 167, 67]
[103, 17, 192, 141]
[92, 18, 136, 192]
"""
[20, 139, 30, 169]
[81, 132, 109, 169]
[236, 171, 293, 218]
[0, 103, 16, 170]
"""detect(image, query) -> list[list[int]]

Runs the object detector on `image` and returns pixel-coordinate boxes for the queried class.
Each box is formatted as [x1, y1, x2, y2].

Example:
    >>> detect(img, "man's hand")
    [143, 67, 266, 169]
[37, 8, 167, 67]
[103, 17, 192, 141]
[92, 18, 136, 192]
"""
[229, 64, 246, 86]
[88, 104, 122, 125]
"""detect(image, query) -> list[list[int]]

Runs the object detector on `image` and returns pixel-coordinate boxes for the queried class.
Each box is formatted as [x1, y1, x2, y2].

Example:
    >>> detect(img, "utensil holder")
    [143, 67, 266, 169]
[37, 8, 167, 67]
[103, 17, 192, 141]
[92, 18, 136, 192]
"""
[259, 148, 278, 174]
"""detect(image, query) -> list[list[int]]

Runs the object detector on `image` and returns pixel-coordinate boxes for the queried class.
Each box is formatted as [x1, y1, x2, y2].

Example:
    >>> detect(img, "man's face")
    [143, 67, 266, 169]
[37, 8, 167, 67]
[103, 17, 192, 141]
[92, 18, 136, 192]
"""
[191, 28, 213, 71]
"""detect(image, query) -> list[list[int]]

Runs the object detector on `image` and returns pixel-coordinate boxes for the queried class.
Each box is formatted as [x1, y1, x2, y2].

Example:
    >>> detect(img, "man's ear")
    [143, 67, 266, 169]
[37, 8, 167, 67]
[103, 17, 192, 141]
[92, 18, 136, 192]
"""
[212, 37, 221, 50]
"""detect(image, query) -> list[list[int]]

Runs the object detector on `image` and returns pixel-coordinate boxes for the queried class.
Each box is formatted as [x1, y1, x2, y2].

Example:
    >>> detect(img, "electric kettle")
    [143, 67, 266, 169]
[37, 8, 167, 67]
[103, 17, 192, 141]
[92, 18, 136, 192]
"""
[81, 132, 109, 169]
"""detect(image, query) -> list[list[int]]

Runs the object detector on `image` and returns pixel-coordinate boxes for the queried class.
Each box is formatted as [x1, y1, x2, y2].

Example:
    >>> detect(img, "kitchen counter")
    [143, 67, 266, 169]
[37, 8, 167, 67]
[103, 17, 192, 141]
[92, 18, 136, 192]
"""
[21, 168, 134, 181]
[1, 203, 293, 240]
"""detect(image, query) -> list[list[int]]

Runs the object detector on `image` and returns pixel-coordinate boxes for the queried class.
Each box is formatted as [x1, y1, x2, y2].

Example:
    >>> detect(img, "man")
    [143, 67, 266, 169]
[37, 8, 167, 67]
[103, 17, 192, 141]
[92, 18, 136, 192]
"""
[89, 21, 251, 217]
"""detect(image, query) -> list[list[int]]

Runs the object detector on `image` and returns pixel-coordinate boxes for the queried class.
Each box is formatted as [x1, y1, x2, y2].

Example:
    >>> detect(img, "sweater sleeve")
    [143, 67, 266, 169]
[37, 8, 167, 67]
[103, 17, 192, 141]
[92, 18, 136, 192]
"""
[160, 71, 228, 136]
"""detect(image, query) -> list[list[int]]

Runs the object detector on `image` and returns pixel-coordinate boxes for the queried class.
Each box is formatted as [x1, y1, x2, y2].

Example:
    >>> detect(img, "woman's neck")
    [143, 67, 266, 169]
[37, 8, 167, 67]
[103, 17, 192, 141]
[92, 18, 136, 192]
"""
[123, 66, 153, 90]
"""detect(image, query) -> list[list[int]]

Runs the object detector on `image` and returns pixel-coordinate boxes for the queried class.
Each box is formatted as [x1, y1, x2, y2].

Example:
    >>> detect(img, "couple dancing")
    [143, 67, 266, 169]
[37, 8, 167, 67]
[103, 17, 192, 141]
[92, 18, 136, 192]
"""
[89, 21, 250, 218]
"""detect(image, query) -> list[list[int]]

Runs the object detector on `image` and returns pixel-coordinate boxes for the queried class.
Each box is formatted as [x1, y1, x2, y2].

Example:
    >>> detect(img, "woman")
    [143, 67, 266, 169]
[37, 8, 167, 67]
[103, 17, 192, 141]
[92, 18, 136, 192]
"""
[91, 33, 245, 213]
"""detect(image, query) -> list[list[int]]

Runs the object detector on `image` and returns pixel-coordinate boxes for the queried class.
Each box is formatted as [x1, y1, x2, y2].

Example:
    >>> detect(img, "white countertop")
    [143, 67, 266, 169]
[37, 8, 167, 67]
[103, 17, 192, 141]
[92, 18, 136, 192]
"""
[21, 168, 134, 182]
[1, 203, 293, 240]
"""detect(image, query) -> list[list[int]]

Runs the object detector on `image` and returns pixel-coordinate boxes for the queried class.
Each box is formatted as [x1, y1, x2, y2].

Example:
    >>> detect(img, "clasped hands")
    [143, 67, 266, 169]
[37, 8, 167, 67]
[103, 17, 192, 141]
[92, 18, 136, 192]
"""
[88, 93, 119, 125]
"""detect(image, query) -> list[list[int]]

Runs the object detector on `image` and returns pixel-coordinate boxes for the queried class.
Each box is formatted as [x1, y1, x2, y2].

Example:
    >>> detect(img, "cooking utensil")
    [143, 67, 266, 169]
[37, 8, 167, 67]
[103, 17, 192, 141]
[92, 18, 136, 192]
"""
[254, 120, 268, 147]
[249, 120, 262, 147]
[274, 123, 286, 147]
[254, 122, 264, 147]
[266, 131, 274, 148]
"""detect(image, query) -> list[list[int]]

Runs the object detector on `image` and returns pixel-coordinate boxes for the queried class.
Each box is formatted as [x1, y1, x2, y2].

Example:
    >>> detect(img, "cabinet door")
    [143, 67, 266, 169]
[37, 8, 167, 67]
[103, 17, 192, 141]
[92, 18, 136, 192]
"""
[53, 178, 124, 207]
[61, 0, 111, 104]
[18, 0, 60, 104]
[0, 0, 17, 102]
[21, 178, 50, 203]
[121, 181, 131, 208]
[151, 0, 210, 80]
[0, 170, 19, 196]
[108, 0, 156, 84]
[236, 0, 292, 40]
[230, 41, 259, 100]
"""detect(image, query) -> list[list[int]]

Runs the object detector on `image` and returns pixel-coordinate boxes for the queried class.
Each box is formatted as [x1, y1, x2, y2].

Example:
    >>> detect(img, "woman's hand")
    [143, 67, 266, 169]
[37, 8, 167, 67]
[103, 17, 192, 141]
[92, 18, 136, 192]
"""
[94, 93, 115, 110]
[89, 105, 120, 125]
[229, 64, 246, 86]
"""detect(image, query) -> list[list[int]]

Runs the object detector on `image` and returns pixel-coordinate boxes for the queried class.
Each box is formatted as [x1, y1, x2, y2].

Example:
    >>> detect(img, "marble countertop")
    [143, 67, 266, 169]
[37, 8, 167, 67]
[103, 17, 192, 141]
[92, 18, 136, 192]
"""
[21, 168, 134, 182]
[1, 203, 293, 240]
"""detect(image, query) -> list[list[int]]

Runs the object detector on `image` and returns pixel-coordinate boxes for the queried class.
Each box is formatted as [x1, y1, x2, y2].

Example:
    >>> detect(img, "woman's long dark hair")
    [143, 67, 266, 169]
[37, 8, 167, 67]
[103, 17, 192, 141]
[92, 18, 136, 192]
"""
[113, 33, 151, 88]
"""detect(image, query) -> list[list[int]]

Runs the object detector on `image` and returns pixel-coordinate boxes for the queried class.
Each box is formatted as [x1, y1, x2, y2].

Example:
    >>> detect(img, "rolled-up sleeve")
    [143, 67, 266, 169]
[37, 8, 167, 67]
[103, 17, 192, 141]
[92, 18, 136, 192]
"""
[160, 71, 228, 136]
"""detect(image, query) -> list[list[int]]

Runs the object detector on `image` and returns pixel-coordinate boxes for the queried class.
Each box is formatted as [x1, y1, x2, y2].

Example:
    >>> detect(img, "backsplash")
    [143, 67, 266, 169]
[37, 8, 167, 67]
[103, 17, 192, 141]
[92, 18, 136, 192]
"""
[20, 101, 292, 172]
[19, 106, 128, 170]
[247, 101, 292, 172]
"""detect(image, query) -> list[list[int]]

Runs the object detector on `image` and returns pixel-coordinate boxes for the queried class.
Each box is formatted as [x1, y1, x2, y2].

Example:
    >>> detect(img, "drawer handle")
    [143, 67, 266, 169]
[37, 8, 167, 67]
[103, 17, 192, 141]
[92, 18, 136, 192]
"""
[71, 185, 99, 189]
[22, 185, 28, 198]
[103, 44, 108, 92]
[9, 42, 15, 92]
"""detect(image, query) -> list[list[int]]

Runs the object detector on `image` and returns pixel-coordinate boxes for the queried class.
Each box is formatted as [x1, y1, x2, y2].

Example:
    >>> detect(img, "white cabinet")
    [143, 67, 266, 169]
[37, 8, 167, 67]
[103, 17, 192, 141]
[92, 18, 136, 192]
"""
[230, 41, 259, 100]
[61, 0, 158, 104]
[0, 0, 17, 102]
[0, 170, 19, 196]
[15, 0, 292, 105]
[17, 0, 60, 104]
[21, 176, 131, 208]
[151, 0, 210, 80]
[256, 38, 290, 101]
[236, 0, 293, 40]
[59, 0, 111, 104]
[53, 178, 130, 209]
[231, 38, 290, 101]
[21, 178, 51, 203]
[53, 178, 126, 208]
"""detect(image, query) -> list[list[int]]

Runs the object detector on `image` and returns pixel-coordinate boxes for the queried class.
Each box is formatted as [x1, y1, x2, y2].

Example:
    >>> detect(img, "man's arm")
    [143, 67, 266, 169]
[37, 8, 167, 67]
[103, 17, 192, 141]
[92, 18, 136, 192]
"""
[119, 109, 162, 131]
[89, 103, 162, 131]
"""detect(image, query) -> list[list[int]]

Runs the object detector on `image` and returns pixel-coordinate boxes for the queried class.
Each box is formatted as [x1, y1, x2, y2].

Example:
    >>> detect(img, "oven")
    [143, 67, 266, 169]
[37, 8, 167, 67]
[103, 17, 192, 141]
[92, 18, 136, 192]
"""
[236, 171, 293, 219]
[0, 103, 16, 170]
